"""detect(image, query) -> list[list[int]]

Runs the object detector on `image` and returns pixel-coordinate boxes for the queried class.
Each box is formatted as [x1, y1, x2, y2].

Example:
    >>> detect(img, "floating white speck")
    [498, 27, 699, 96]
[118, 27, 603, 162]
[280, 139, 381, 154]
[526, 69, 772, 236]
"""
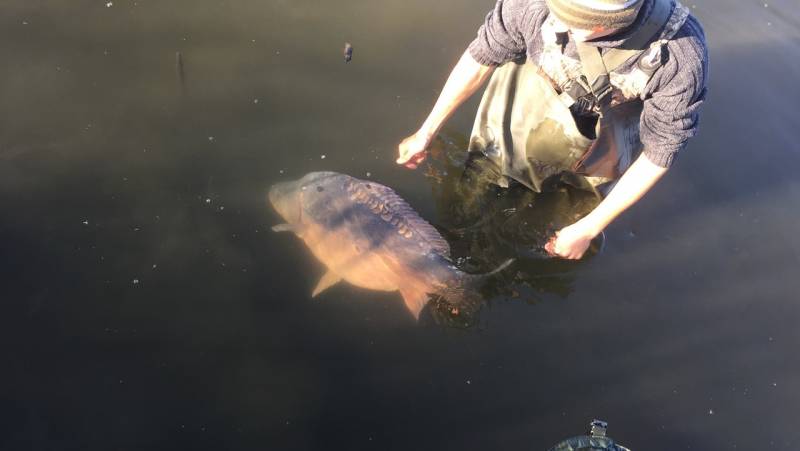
[219, 206, 225, 211]
[708, 409, 714, 415]
[106, 2, 113, 7]
[466, 380, 471, 385]
[22, 20, 28, 25]
[152, 264, 158, 269]
[132, 279, 139, 284]
[366, 172, 371, 177]
[320, 155, 326, 159]
[253, 99, 259, 104]
[208, 136, 215, 141]
[279, 169, 284, 174]
[205, 198, 211, 204]
[82, 220, 89, 225]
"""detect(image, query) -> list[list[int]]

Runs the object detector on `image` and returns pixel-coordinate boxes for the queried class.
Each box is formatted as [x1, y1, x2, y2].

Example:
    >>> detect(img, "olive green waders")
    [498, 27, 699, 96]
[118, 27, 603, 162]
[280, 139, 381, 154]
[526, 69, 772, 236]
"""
[467, 60, 643, 195]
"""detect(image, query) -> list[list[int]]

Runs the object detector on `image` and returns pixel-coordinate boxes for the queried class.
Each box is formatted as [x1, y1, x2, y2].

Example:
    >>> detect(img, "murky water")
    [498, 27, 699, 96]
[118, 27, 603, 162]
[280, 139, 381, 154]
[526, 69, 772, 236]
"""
[1, 0, 799, 450]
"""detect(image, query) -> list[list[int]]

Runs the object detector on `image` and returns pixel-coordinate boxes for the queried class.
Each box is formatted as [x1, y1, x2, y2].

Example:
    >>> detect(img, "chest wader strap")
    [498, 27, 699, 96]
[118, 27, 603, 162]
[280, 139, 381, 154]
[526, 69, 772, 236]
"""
[572, 0, 673, 106]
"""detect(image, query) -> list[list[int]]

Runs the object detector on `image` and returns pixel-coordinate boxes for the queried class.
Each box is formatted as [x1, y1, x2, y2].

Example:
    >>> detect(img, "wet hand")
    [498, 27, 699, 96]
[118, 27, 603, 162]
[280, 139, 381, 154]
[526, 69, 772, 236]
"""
[544, 221, 597, 260]
[397, 132, 431, 169]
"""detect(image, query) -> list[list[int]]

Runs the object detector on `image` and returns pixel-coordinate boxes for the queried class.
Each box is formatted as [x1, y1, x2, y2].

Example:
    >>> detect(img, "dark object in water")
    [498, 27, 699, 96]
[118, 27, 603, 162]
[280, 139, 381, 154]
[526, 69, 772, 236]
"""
[175, 51, 185, 90]
[343, 42, 353, 62]
[548, 419, 631, 451]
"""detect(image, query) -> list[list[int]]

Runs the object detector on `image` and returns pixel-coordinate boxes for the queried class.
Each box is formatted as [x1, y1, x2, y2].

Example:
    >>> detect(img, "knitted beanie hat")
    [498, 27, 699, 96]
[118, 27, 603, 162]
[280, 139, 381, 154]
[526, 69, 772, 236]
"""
[545, 0, 645, 30]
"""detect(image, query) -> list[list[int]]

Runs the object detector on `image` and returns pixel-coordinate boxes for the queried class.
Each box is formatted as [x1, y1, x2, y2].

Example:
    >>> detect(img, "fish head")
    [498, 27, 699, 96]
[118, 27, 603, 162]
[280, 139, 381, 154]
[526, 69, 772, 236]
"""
[268, 172, 341, 224]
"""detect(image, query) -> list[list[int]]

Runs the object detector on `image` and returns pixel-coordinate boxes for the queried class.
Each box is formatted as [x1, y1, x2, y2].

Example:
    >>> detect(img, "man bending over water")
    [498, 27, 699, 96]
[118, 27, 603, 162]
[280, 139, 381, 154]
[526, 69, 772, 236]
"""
[397, 0, 708, 259]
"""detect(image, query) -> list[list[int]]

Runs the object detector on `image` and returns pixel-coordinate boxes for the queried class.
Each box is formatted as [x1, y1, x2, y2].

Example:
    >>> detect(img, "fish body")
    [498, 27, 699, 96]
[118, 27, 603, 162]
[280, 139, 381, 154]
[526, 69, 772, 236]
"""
[269, 172, 503, 319]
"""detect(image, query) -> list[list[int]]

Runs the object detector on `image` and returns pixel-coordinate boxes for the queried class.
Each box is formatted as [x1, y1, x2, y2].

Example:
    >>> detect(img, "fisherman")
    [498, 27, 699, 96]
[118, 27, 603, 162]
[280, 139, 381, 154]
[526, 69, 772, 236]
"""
[397, 0, 708, 259]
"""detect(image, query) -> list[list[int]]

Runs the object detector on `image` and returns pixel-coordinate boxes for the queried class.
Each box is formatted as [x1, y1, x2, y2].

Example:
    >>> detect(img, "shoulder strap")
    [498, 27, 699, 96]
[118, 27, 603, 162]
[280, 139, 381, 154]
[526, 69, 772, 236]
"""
[574, 0, 674, 100]
[575, 41, 611, 100]
[603, 0, 673, 71]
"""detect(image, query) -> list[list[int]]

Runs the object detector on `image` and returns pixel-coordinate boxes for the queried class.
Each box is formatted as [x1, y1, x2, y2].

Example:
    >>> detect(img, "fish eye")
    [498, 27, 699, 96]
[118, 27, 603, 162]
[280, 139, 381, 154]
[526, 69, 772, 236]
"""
[365, 184, 371, 189]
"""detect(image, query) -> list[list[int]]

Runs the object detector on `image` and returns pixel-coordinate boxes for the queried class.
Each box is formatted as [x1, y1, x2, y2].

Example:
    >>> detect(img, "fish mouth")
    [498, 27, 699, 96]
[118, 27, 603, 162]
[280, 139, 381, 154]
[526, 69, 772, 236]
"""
[268, 180, 302, 223]
[267, 182, 289, 208]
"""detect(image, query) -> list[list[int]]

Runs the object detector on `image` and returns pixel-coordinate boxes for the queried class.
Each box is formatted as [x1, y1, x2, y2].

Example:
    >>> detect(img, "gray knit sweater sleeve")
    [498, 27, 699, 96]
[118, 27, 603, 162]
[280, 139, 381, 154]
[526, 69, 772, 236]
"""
[640, 16, 708, 167]
[468, 0, 548, 66]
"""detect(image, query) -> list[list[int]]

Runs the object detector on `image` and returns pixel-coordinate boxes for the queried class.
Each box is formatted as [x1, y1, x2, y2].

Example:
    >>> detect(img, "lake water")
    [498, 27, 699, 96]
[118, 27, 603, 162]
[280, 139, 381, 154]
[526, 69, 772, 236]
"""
[1, 0, 799, 450]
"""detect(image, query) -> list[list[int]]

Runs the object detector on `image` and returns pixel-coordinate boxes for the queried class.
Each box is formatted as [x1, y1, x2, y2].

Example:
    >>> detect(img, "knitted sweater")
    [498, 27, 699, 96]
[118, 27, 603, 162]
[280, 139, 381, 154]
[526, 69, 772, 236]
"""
[467, 0, 708, 168]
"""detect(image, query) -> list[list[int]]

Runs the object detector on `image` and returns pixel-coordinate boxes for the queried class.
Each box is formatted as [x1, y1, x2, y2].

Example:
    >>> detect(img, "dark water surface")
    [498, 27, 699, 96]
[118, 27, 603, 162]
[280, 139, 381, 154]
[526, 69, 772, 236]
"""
[2, 1, 800, 450]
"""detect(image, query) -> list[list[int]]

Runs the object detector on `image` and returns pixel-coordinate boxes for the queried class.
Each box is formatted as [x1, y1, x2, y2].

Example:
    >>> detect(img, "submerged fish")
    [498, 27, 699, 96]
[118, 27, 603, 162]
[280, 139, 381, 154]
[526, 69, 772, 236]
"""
[269, 172, 511, 319]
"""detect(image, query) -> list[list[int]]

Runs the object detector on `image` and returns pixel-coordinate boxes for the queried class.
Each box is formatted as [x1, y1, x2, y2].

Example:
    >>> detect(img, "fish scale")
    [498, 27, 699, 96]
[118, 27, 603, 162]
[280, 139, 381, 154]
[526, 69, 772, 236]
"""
[345, 178, 450, 255]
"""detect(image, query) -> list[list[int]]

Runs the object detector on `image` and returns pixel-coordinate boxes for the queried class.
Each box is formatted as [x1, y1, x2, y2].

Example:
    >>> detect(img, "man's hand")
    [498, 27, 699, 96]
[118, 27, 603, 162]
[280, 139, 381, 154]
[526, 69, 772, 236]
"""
[395, 51, 494, 170]
[545, 153, 670, 260]
[397, 132, 432, 169]
[545, 219, 598, 260]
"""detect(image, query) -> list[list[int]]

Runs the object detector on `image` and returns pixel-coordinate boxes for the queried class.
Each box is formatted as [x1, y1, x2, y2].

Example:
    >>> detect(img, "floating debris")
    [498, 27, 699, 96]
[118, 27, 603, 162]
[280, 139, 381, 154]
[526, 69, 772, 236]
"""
[343, 42, 353, 62]
[175, 51, 185, 89]
[106, 2, 113, 7]
[132, 279, 140, 284]
[320, 154, 326, 159]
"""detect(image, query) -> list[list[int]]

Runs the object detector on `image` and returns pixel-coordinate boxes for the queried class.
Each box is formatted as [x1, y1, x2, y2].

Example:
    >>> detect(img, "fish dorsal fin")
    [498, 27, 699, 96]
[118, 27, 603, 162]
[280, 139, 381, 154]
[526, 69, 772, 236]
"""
[349, 180, 451, 257]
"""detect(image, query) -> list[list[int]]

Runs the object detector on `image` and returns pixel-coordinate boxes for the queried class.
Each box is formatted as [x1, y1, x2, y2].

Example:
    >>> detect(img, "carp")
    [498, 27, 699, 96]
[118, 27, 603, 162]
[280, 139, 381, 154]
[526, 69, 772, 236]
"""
[268, 172, 511, 319]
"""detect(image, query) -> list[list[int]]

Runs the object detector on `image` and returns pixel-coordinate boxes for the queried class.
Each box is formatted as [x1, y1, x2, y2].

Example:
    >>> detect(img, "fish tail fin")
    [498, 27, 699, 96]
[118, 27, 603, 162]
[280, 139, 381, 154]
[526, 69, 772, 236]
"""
[427, 259, 515, 326]
[481, 258, 515, 277]
[460, 258, 515, 287]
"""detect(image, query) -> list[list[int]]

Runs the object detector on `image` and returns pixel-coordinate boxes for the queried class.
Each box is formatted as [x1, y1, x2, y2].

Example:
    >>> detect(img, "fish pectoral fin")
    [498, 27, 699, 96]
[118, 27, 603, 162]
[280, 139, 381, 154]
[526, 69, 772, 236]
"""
[272, 223, 302, 234]
[311, 271, 342, 298]
[399, 288, 431, 321]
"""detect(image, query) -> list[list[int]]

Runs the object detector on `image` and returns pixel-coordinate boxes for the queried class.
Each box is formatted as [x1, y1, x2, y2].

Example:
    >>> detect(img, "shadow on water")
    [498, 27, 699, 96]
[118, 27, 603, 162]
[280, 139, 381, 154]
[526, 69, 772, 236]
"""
[415, 132, 606, 327]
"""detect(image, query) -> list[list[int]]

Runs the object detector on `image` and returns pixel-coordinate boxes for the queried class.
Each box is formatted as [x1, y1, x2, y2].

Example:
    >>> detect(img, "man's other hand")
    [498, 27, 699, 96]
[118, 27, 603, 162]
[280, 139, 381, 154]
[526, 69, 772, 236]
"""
[397, 132, 431, 169]
[545, 220, 597, 260]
